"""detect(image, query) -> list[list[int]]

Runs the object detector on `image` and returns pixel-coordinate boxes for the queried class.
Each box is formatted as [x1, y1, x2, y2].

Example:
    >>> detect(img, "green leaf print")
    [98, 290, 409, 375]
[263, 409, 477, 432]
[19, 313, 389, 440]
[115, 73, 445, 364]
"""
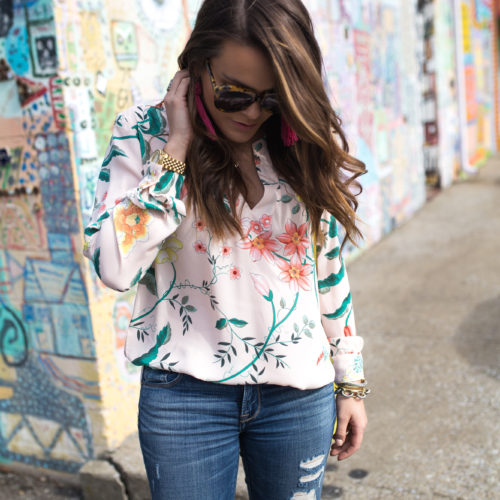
[154, 170, 175, 193]
[324, 246, 340, 260]
[216, 318, 227, 329]
[229, 318, 248, 328]
[139, 267, 157, 297]
[131, 323, 171, 366]
[98, 167, 110, 182]
[318, 262, 345, 290]
[175, 174, 184, 196]
[130, 267, 143, 288]
[144, 106, 166, 135]
[291, 204, 300, 214]
[280, 194, 293, 203]
[93, 248, 101, 279]
[323, 293, 351, 320]
[328, 216, 338, 238]
[102, 144, 127, 167]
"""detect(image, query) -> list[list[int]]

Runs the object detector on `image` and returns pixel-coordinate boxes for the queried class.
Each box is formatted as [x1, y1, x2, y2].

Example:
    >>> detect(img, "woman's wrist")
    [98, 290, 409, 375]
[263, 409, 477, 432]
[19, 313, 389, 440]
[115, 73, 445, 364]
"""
[163, 136, 189, 164]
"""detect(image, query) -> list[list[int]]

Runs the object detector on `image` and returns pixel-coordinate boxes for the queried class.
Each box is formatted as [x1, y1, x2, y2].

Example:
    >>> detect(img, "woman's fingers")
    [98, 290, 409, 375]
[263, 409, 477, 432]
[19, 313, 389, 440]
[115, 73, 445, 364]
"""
[165, 70, 190, 99]
[163, 69, 193, 144]
[336, 423, 365, 460]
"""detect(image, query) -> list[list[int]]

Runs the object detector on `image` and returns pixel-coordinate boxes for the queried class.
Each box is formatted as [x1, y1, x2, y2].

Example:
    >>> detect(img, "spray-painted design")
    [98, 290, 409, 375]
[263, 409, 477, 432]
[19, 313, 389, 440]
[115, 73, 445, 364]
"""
[458, 0, 495, 167]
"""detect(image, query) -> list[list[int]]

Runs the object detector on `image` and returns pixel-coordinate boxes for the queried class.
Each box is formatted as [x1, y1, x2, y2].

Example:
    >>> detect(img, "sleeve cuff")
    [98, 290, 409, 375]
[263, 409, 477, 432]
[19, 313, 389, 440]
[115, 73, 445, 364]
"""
[125, 160, 186, 218]
[328, 335, 365, 383]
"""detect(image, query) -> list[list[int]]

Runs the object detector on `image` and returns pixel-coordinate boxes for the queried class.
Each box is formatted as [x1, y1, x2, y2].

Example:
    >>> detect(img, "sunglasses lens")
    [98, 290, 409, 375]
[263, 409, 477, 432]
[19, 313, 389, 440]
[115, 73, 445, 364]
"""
[215, 91, 255, 112]
[261, 94, 280, 113]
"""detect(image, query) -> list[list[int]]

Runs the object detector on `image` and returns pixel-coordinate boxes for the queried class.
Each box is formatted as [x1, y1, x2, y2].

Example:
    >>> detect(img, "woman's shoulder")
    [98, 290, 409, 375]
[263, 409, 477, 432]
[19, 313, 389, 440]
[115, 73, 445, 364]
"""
[115, 101, 169, 137]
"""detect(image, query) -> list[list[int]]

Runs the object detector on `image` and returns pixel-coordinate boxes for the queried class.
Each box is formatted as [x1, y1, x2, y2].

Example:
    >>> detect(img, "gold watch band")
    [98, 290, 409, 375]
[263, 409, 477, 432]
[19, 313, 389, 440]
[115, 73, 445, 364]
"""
[150, 149, 186, 175]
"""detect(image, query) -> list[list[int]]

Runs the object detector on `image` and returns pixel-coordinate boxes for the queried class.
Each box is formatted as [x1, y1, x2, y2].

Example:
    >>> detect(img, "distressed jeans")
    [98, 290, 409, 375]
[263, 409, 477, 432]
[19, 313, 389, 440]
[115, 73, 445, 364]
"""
[138, 366, 336, 500]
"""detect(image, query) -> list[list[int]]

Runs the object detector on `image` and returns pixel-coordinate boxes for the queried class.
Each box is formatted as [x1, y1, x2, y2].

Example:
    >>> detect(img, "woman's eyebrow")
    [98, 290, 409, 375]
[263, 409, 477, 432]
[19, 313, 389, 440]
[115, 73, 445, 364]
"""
[221, 72, 273, 92]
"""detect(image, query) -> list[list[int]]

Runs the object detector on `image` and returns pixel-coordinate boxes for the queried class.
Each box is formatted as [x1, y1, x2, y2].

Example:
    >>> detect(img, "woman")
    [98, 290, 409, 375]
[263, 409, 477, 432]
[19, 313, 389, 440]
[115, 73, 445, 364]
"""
[83, 0, 369, 498]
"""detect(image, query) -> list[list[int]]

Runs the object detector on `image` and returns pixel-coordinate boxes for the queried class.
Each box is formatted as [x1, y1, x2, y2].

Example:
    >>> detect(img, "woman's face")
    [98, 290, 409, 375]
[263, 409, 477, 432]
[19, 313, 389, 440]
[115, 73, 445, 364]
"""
[200, 40, 275, 148]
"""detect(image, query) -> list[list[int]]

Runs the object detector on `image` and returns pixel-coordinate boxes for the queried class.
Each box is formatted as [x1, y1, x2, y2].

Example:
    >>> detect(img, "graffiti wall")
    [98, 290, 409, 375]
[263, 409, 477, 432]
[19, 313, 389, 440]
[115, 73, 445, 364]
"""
[0, 0, 198, 474]
[417, 0, 461, 191]
[458, 0, 496, 167]
[312, 0, 426, 250]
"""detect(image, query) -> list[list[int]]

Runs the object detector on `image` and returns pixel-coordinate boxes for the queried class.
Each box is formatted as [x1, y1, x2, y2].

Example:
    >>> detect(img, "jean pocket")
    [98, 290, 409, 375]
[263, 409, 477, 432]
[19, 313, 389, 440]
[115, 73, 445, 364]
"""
[141, 366, 184, 388]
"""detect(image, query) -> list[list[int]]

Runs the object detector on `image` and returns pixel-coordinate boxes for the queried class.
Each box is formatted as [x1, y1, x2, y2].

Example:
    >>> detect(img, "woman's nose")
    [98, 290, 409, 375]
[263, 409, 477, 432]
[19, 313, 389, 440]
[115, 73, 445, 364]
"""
[241, 101, 262, 121]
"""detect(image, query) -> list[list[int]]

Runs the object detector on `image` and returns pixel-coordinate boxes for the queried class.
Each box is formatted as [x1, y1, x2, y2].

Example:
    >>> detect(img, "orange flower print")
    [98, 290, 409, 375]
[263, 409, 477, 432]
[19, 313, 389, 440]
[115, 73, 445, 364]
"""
[222, 246, 231, 257]
[229, 266, 241, 280]
[114, 201, 152, 257]
[277, 220, 310, 260]
[193, 240, 207, 253]
[276, 254, 312, 292]
[239, 231, 280, 263]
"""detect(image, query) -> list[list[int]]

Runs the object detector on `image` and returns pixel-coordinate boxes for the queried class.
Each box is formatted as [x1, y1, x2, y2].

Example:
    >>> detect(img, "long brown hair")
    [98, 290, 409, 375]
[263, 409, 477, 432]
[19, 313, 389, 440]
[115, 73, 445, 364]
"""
[177, 0, 366, 252]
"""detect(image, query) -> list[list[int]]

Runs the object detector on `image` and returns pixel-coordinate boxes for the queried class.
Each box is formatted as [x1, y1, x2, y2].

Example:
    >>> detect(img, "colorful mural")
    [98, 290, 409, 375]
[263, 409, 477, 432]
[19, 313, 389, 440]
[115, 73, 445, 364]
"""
[458, 0, 496, 167]
[417, 0, 462, 191]
[315, 0, 426, 250]
[0, 0, 198, 474]
[0, 0, 497, 476]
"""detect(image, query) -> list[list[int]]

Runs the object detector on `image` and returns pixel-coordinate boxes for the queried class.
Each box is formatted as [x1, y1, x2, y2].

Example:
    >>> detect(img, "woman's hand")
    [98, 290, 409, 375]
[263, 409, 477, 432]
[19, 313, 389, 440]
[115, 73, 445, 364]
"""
[163, 69, 193, 162]
[330, 396, 367, 461]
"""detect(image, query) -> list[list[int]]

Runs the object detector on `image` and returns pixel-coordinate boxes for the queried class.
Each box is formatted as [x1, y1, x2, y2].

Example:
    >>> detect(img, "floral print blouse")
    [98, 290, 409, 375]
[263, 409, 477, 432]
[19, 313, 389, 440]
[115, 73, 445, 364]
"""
[83, 104, 364, 389]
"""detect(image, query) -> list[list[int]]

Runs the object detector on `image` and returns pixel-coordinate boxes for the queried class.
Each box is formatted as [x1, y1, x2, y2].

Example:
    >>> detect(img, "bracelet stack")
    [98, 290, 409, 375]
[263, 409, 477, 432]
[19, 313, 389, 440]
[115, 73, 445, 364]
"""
[334, 379, 371, 399]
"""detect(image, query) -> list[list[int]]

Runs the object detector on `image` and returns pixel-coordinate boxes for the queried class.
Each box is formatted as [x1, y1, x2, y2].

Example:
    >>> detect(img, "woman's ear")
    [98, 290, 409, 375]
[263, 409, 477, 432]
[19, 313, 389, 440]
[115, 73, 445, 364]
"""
[195, 80, 217, 140]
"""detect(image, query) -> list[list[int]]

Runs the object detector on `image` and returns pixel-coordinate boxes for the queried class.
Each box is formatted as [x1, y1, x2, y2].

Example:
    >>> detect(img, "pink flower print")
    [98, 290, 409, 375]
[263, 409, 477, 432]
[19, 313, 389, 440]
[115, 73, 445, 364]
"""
[193, 240, 207, 254]
[229, 266, 241, 280]
[277, 220, 310, 260]
[239, 231, 280, 263]
[276, 254, 312, 292]
[250, 273, 270, 297]
[222, 246, 231, 257]
[250, 221, 263, 234]
[260, 214, 271, 229]
[193, 220, 205, 231]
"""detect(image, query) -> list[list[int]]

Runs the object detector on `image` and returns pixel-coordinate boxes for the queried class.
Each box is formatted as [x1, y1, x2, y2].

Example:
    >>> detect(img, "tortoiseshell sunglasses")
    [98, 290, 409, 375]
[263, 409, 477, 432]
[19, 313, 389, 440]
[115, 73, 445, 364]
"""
[206, 60, 280, 114]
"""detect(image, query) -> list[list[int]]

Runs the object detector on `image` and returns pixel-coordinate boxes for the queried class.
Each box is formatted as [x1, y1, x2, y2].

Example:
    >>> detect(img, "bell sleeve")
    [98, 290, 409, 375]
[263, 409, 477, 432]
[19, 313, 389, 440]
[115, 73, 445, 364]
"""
[82, 107, 186, 292]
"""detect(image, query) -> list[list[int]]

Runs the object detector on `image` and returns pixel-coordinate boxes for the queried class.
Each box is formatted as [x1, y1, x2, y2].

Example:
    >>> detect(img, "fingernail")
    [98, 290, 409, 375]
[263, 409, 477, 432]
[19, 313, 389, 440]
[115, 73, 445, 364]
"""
[335, 439, 343, 446]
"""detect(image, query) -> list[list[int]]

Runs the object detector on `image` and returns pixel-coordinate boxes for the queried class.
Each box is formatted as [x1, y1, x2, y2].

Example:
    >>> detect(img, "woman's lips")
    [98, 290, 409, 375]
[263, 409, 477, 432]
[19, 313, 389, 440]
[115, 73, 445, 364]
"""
[232, 120, 257, 130]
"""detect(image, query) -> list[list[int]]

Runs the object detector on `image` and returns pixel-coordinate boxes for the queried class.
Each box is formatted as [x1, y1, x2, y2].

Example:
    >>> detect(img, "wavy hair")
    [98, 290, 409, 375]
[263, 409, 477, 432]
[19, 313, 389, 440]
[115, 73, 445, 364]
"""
[177, 0, 366, 252]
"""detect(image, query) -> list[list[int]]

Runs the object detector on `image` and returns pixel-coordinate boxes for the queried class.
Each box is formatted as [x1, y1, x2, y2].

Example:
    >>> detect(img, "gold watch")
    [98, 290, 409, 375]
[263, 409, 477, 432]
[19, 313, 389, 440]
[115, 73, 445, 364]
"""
[150, 149, 186, 175]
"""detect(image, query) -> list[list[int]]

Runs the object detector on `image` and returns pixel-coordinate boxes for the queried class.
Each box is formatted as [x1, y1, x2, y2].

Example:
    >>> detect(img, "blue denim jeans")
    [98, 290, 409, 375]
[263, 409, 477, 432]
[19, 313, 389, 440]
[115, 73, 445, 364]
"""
[138, 366, 336, 500]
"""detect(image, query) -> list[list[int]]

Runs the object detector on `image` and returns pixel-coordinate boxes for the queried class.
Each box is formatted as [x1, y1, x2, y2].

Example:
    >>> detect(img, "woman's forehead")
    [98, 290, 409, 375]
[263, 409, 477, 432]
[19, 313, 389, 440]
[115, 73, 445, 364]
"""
[212, 40, 275, 91]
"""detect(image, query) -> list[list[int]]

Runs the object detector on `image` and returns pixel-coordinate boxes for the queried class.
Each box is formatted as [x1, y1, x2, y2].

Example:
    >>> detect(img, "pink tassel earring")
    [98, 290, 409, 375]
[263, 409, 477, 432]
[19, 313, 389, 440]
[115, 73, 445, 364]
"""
[195, 81, 217, 140]
[281, 117, 299, 146]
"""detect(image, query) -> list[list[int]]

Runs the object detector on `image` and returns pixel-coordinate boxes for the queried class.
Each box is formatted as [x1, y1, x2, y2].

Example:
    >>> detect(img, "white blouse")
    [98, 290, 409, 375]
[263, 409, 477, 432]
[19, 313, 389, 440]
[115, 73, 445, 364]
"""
[83, 104, 364, 389]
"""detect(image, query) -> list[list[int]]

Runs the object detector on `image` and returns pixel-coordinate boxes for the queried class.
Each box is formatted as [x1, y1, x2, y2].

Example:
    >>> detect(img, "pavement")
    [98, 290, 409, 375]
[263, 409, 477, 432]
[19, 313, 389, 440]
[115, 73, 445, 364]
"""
[79, 155, 500, 500]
